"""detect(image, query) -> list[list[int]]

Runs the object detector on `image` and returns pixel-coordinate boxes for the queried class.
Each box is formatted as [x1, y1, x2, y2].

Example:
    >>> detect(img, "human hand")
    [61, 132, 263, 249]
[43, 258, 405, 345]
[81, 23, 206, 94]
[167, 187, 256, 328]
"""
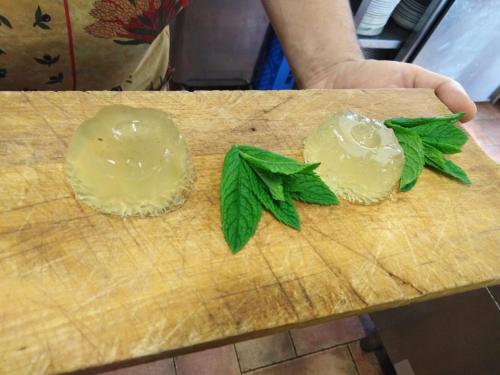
[303, 60, 477, 122]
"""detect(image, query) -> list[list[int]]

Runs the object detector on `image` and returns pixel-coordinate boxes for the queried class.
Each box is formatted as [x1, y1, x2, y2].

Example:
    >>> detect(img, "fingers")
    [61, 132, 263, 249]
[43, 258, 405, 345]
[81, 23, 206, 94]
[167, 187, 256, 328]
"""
[412, 65, 477, 122]
[435, 80, 477, 122]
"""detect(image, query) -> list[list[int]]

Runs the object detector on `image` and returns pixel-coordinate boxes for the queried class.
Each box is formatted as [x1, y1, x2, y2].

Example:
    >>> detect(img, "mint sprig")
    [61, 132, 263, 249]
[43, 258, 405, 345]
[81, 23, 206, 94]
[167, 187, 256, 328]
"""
[220, 145, 338, 253]
[385, 112, 471, 191]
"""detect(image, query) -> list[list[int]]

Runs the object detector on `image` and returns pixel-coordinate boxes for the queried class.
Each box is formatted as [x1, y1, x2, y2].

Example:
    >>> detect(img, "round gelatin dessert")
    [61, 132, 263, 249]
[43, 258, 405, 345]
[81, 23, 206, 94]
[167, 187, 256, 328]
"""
[66, 105, 195, 216]
[304, 112, 404, 204]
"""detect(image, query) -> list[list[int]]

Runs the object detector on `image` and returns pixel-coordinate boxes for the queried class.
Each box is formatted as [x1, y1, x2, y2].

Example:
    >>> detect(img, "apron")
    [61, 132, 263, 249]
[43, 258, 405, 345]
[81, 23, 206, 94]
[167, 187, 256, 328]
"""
[0, 0, 187, 90]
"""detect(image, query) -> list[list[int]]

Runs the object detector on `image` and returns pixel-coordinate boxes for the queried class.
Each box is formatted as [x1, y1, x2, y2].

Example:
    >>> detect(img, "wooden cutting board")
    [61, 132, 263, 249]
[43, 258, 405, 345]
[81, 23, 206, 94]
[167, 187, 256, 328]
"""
[0, 90, 499, 374]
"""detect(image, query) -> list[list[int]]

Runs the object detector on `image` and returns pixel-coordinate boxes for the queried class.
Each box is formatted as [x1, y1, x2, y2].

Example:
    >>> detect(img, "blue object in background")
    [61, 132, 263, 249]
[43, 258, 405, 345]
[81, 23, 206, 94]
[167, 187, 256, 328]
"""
[254, 28, 296, 90]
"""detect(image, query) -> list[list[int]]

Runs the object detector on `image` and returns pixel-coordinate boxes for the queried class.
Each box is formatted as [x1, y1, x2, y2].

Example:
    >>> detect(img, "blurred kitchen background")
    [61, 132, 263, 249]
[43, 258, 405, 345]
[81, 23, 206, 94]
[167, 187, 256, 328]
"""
[169, 0, 500, 103]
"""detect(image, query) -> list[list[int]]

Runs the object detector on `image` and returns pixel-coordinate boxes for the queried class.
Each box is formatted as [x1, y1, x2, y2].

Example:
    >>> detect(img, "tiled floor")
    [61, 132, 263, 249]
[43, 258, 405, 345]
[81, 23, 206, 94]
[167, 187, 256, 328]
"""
[99, 102, 499, 375]
[100, 315, 381, 375]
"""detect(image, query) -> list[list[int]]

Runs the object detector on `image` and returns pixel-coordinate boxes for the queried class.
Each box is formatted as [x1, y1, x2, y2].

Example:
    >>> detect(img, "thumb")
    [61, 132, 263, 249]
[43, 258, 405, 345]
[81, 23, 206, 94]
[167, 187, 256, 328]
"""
[412, 65, 476, 122]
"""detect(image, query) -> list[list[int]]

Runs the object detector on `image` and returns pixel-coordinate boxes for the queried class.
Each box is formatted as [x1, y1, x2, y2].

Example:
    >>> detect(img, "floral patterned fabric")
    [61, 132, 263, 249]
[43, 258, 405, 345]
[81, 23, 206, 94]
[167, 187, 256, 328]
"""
[0, 0, 187, 91]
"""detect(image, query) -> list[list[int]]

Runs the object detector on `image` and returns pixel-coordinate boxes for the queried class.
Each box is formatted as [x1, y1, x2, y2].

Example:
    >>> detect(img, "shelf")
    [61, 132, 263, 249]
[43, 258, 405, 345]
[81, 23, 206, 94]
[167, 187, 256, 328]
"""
[357, 20, 411, 50]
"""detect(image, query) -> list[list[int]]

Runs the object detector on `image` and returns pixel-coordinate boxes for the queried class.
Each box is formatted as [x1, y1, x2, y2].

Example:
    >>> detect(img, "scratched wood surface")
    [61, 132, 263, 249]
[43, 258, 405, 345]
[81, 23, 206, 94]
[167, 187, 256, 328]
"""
[0, 90, 499, 374]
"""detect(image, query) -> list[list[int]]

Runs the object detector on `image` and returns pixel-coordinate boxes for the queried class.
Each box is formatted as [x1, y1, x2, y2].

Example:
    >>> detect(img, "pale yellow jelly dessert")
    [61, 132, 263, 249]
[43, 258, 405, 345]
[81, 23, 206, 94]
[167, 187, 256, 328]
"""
[304, 112, 404, 204]
[66, 105, 194, 216]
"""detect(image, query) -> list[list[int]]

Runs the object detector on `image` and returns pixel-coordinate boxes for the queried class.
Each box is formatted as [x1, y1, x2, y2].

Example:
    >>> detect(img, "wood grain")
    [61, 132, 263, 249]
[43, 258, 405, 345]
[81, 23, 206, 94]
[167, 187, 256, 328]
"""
[0, 90, 499, 375]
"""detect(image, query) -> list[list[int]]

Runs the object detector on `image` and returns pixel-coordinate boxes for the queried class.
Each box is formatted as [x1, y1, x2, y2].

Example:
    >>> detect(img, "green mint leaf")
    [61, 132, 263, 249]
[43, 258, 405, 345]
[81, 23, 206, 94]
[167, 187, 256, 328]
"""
[384, 112, 464, 128]
[273, 192, 301, 230]
[391, 125, 425, 192]
[412, 122, 468, 151]
[401, 179, 418, 192]
[238, 145, 319, 175]
[422, 140, 462, 154]
[220, 146, 263, 253]
[247, 162, 300, 230]
[441, 159, 471, 184]
[423, 143, 446, 169]
[252, 167, 285, 201]
[424, 144, 471, 185]
[426, 158, 471, 185]
[286, 172, 339, 205]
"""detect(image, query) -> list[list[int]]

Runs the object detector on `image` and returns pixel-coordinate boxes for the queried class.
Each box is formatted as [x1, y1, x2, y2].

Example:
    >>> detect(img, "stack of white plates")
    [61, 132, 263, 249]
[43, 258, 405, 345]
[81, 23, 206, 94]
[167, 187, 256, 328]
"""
[357, 0, 402, 36]
[392, 0, 429, 30]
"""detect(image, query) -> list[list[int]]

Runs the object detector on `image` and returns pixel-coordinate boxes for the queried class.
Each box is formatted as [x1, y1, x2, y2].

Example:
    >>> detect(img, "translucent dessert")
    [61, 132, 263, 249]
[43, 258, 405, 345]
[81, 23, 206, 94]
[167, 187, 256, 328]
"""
[66, 105, 194, 216]
[304, 112, 404, 204]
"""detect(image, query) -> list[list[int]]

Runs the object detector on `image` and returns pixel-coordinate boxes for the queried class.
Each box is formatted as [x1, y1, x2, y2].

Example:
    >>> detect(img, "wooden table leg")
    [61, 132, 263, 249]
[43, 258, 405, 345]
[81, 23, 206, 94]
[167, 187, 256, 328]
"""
[368, 287, 500, 375]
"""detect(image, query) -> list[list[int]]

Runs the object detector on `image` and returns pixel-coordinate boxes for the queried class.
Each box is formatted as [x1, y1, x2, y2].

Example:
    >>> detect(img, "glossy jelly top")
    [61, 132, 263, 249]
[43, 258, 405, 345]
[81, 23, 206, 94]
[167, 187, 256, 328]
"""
[304, 112, 404, 204]
[66, 105, 194, 216]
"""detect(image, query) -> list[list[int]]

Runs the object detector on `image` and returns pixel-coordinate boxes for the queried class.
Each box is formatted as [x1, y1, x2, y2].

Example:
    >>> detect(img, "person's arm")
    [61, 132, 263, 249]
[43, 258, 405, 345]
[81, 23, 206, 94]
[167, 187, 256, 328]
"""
[262, 0, 361, 88]
[262, 0, 476, 121]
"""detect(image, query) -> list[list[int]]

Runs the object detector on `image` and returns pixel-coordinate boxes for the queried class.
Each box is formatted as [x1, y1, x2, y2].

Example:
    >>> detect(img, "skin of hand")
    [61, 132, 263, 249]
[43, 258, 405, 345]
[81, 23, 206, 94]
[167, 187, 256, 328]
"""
[305, 60, 477, 122]
[262, 0, 476, 122]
